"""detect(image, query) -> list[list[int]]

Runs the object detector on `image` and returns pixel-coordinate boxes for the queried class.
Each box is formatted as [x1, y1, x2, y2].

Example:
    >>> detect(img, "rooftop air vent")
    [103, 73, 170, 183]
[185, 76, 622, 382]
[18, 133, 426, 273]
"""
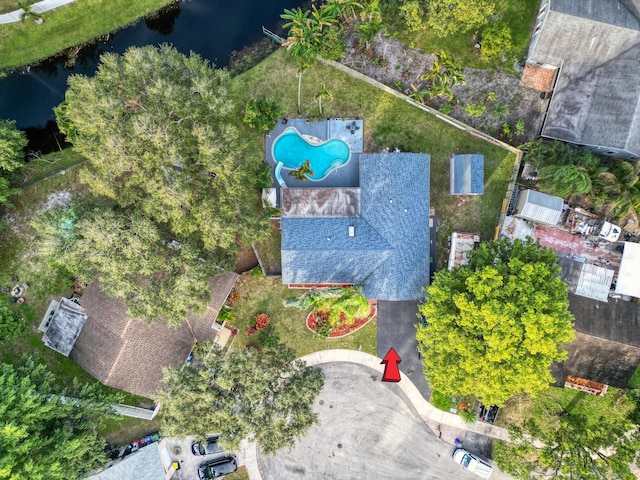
[348, 225, 355, 237]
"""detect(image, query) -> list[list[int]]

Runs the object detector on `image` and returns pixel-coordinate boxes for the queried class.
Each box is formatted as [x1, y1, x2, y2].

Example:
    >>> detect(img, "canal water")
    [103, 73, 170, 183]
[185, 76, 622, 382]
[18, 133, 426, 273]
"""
[0, 0, 302, 150]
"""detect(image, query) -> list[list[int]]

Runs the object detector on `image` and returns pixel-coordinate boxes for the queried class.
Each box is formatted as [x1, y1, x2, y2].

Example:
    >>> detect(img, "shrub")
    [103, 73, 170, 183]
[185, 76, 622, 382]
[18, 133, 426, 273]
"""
[458, 404, 478, 423]
[465, 103, 486, 117]
[515, 119, 525, 136]
[439, 103, 452, 115]
[228, 289, 240, 304]
[243, 97, 283, 132]
[255, 313, 271, 330]
[480, 22, 513, 62]
[400, 1, 426, 33]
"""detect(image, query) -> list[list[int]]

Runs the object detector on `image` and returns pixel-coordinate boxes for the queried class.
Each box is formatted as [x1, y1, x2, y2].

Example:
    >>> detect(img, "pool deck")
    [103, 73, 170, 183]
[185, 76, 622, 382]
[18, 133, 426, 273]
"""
[265, 118, 363, 203]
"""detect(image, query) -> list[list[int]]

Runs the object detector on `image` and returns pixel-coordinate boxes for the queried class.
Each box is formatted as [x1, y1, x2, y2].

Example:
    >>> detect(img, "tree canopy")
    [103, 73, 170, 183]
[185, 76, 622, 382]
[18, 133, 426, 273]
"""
[157, 343, 324, 455]
[55, 44, 270, 255]
[0, 358, 121, 480]
[0, 119, 27, 207]
[494, 389, 640, 480]
[34, 206, 228, 325]
[417, 238, 575, 405]
[0, 300, 23, 345]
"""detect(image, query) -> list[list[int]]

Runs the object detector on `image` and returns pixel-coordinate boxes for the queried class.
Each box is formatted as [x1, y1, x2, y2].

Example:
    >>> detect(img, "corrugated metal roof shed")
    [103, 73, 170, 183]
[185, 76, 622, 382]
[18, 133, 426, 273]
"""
[448, 232, 480, 270]
[514, 189, 563, 225]
[575, 263, 614, 302]
[615, 241, 640, 298]
[450, 154, 484, 195]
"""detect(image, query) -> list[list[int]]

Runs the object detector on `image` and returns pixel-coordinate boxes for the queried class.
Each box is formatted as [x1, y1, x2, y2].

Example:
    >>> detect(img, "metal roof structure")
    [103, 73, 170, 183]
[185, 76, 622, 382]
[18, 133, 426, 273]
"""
[615, 241, 640, 298]
[528, 0, 640, 158]
[448, 232, 480, 270]
[39, 297, 88, 357]
[450, 154, 484, 195]
[575, 263, 615, 302]
[514, 189, 563, 225]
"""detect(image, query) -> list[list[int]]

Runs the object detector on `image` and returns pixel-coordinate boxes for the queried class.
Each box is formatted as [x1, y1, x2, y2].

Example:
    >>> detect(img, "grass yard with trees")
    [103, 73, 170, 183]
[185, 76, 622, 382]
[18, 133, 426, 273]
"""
[494, 386, 640, 479]
[0, 0, 174, 72]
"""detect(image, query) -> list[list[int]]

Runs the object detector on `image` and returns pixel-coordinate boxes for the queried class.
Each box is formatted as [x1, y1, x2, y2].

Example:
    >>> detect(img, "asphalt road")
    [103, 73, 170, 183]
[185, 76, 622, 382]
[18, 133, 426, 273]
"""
[259, 363, 488, 480]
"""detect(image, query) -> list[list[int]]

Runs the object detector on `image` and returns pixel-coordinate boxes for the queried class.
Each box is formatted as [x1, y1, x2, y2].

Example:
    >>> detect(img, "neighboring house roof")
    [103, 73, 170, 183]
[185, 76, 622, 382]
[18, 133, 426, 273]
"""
[542, 48, 640, 155]
[282, 152, 430, 301]
[88, 444, 166, 480]
[513, 189, 563, 225]
[558, 258, 614, 302]
[70, 273, 238, 399]
[450, 154, 484, 195]
[528, 0, 640, 157]
[615, 241, 640, 298]
[39, 297, 88, 357]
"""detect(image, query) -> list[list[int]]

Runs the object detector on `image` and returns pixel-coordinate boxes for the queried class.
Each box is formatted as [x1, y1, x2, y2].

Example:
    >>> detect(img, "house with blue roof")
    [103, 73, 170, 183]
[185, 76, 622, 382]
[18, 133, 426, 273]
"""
[281, 152, 431, 301]
[450, 154, 484, 195]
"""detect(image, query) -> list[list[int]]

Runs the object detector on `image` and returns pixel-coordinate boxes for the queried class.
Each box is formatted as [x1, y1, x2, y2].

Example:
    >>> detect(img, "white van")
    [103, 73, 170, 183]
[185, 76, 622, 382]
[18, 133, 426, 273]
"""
[452, 448, 493, 478]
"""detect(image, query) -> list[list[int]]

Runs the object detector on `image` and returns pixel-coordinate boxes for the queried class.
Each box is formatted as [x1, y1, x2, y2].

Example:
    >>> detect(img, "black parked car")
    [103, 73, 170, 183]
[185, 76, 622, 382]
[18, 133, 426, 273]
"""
[198, 455, 237, 479]
[191, 436, 223, 456]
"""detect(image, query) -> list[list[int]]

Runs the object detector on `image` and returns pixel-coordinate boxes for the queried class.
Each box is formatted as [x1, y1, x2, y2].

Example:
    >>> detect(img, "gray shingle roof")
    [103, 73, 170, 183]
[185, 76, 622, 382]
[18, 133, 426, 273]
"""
[450, 154, 484, 195]
[41, 298, 88, 357]
[530, 0, 640, 157]
[281, 153, 430, 301]
[88, 444, 165, 480]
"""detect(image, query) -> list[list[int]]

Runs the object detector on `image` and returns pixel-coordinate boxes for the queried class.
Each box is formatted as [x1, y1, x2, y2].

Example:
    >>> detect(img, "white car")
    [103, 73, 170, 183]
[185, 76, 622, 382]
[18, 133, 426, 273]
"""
[453, 448, 493, 478]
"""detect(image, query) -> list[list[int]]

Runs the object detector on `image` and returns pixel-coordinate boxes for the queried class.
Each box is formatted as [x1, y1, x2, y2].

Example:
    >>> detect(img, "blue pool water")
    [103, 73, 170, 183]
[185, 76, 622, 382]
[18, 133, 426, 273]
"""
[272, 127, 351, 181]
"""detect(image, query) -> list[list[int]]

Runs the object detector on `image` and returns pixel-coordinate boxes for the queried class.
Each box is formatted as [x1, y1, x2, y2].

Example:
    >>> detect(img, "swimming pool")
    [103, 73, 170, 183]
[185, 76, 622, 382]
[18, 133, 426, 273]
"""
[272, 127, 351, 181]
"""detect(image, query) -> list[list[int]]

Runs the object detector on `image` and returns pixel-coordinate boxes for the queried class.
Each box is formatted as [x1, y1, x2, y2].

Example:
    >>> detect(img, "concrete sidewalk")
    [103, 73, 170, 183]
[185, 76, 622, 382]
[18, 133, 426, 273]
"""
[0, 0, 75, 24]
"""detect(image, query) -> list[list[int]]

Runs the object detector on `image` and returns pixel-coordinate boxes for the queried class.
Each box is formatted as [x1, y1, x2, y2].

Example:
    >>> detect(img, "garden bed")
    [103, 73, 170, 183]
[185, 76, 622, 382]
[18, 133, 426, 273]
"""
[306, 303, 377, 338]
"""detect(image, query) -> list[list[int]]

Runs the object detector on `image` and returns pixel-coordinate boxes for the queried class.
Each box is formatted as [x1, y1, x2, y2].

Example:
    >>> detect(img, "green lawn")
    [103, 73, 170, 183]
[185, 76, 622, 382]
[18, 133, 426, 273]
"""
[0, 0, 36, 14]
[228, 275, 377, 358]
[233, 49, 516, 270]
[401, 0, 540, 71]
[0, 0, 174, 71]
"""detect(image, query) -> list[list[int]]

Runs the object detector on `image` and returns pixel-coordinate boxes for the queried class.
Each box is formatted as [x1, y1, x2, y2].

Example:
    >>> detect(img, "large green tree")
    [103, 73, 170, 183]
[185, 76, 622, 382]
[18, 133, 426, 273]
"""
[0, 119, 27, 207]
[494, 390, 640, 480]
[417, 238, 574, 405]
[34, 206, 229, 325]
[0, 358, 121, 480]
[426, 0, 494, 37]
[157, 343, 324, 455]
[55, 44, 269, 255]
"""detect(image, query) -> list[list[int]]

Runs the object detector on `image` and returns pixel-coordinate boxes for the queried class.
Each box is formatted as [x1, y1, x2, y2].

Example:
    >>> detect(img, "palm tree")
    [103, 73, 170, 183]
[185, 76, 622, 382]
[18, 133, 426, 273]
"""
[592, 160, 640, 222]
[289, 160, 315, 181]
[539, 164, 592, 198]
[314, 82, 333, 115]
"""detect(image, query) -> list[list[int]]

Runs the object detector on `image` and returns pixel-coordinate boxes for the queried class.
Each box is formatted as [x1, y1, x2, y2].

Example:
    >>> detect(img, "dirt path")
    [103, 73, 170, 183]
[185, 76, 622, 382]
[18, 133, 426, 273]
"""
[339, 33, 547, 145]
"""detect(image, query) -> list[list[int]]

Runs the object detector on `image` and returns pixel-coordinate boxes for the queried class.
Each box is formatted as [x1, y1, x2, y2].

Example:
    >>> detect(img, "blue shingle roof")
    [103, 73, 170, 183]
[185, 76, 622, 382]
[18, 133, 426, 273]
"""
[281, 152, 430, 301]
[451, 154, 484, 195]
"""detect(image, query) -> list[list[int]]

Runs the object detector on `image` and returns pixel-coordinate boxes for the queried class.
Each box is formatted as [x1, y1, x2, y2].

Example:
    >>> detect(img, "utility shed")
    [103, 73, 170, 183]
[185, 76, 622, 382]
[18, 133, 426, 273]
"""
[514, 189, 563, 225]
[450, 154, 484, 195]
[448, 232, 480, 270]
[615, 241, 640, 298]
[39, 297, 88, 357]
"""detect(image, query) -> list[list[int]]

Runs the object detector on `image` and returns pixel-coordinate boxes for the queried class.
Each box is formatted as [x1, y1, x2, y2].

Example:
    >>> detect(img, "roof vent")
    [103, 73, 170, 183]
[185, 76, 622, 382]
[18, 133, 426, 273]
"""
[348, 225, 355, 237]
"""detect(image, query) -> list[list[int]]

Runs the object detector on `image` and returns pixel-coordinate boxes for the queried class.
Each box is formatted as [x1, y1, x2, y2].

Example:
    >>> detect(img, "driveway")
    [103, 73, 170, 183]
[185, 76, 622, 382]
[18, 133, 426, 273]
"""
[259, 363, 485, 480]
[377, 300, 431, 399]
